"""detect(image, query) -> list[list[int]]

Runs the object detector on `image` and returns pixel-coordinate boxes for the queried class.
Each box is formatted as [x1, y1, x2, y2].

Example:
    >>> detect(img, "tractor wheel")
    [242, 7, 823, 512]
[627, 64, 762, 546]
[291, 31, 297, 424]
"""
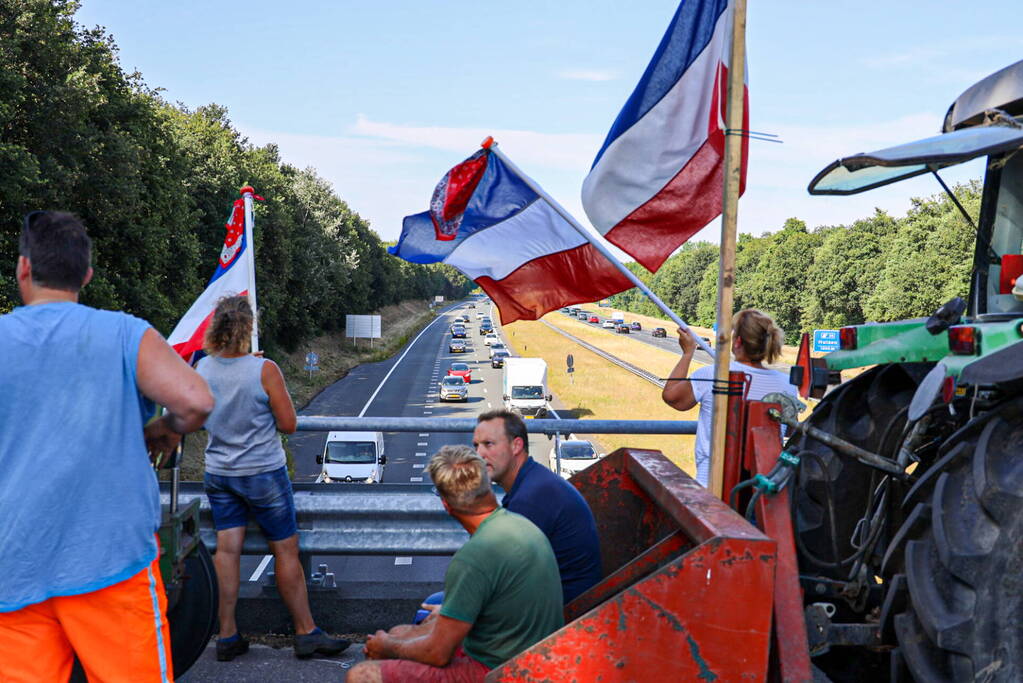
[787, 363, 932, 579]
[166, 540, 219, 676]
[892, 395, 1023, 682]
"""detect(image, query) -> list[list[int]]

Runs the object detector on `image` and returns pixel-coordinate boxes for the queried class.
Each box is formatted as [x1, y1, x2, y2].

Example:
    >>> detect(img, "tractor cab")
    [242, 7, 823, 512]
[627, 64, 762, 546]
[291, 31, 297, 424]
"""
[796, 59, 1023, 396]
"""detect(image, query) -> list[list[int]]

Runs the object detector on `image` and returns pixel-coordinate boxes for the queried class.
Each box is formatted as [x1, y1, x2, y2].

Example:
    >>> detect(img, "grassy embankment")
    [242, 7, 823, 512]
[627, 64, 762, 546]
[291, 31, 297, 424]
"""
[502, 314, 701, 476]
[165, 299, 437, 481]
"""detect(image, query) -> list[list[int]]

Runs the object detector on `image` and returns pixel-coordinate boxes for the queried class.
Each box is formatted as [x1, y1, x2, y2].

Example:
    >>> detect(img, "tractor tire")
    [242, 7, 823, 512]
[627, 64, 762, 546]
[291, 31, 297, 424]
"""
[892, 395, 1023, 682]
[787, 363, 932, 579]
[167, 540, 219, 676]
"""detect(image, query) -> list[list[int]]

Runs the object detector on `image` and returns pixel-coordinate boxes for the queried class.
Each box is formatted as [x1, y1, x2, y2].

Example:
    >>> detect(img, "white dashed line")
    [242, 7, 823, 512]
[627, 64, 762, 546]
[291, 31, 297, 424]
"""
[249, 554, 273, 582]
[417, 442, 428, 446]
[419, 433, 429, 437]
[483, 388, 488, 393]
[413, 464, 425, 469]
[487, 402, 492, 408]
[410, 476, 423, 482]
[394, 557, 413, 566]
[415, 452, 427, 456]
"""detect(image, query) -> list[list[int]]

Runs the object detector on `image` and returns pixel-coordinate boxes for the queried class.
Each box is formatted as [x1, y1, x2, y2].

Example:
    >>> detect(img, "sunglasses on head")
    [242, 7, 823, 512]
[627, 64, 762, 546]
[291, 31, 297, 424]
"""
[22, 210, 47, 233]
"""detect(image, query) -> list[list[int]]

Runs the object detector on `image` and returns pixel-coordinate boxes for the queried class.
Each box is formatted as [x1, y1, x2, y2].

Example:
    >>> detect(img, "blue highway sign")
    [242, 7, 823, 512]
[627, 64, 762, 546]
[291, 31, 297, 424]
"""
[813, 329, 840, 353]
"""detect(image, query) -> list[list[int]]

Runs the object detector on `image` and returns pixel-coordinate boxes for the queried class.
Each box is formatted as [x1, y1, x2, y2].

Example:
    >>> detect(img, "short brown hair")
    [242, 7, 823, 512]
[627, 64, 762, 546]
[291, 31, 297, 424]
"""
[476, 409, 529, 454]
[204, 296, 253, 356]
[732, 309, 784, 364]
[427, 445, 492, 510]
[19, 211, 92, 291]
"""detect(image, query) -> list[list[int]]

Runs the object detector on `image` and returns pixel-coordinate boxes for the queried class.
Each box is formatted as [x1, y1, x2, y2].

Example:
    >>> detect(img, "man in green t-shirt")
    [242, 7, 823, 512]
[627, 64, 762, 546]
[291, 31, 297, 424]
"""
[348, 445, 564, 682]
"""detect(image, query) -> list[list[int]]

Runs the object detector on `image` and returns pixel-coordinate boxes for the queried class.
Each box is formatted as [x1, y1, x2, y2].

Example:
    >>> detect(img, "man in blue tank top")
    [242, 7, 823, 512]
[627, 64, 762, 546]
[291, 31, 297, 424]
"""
[0, 212, 214, 682]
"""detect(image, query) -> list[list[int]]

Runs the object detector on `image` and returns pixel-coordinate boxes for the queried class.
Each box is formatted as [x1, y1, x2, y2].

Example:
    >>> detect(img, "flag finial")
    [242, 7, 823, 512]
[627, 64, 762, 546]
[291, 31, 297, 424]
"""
[480, 136, 494, 149]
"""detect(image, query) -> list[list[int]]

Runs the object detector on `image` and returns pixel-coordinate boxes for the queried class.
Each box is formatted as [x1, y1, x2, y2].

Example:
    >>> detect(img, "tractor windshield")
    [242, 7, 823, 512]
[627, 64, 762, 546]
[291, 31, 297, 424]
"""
[980, 151, 1023, 316]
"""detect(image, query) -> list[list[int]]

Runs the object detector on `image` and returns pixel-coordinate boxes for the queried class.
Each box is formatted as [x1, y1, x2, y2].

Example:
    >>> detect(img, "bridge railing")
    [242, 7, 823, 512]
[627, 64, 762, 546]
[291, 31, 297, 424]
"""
[161, 417, 697, 556]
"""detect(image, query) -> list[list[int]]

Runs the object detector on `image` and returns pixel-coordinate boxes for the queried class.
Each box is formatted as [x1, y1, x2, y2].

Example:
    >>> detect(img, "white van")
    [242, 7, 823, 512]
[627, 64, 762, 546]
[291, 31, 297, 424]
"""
[315, 431, 386, 483]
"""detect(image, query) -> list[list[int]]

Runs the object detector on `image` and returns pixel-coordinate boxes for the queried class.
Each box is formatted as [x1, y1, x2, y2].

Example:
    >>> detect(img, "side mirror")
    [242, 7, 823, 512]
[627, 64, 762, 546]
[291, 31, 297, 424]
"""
[503, 395, 510, 401]
[316, 454, 324, 465]
[379, 455, 387, 465]
[546, 394, 553, 402]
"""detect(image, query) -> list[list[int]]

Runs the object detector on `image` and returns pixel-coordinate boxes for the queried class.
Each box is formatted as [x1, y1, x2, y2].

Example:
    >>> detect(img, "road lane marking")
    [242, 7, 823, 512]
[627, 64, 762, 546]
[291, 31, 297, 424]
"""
[413, 464, 425, 469]
[358, 303, 459, 417]
[249, 554, 273, 582]
[394, 557, 413, 566]
[415, 452, 427, 456]
[487, 402, 492, 408]
[483, 388, 487, 393]
[410, 476, 423, 482]
[417, 442, 428, 446]
[423, 411, 433, 414]
[419, 433, 429, 437]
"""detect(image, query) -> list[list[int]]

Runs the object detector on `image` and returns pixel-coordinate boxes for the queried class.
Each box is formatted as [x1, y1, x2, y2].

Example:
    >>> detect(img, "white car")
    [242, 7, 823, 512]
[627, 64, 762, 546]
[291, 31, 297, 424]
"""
[601, 320, 616, 329]
[488, 342, 507, 358]
[438, 376, 469, 402]
[550, 439, 601, 479]
[484, 333, 500, 346]
[476, 312, 485, 320]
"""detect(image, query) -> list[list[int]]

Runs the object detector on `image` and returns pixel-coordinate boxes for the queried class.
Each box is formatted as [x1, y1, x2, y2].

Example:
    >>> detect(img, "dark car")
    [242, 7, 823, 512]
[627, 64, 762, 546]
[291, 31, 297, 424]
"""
[652, 327, 667, 338]
[616, 323, 630, 334]
[560, 307, 570, 314]
[588, 315, 599, 323]
[491, 350, 510, 368]
[630, 321, 642, 331]
[480, 324, 494, 335]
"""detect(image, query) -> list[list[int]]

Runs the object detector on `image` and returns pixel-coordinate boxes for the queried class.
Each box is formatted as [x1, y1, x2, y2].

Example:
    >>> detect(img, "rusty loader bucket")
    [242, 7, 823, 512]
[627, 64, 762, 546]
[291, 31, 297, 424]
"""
[486, 449, 777, 682]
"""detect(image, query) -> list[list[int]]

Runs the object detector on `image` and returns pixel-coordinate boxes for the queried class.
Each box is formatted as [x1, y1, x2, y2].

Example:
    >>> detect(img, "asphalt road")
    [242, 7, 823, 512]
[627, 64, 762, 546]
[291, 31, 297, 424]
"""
[554, 308, 716, 367]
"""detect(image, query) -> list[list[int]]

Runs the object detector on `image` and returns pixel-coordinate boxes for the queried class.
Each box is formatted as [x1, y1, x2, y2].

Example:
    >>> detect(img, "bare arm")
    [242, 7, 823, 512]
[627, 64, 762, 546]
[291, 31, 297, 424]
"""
[261, 359, 297, 434]
[137, 328, 213, 434]
[661, 327, 698, 411]
[364, 615, 472, 667]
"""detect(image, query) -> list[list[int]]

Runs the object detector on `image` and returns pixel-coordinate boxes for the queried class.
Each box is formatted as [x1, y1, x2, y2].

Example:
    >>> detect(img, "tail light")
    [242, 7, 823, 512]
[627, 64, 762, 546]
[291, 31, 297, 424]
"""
[839, 327, 857, 350]
[948, 326, 980, 355]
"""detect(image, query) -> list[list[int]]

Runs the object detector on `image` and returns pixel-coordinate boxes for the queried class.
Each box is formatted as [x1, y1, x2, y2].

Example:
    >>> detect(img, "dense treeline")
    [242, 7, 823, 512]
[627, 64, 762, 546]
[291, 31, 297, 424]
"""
[0, 0, 469, 354]
[611, 182, 981, 343]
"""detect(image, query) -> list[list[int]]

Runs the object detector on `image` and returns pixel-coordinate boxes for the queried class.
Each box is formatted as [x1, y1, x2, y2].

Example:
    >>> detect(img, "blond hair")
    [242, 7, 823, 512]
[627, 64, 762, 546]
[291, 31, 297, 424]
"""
[732, 309, 784, 364]
[203, 296, 253, 356]
[427, 445, 492, 510]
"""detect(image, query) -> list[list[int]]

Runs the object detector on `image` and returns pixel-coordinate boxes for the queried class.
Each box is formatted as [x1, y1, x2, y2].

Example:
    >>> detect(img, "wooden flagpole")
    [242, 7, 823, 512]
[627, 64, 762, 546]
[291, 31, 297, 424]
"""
[709, 0, 747, 499]
[240, 186, 260, 353]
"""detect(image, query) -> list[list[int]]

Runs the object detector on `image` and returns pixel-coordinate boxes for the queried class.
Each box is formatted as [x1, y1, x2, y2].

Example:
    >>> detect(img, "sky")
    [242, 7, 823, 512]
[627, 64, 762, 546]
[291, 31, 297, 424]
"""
[75, 1, 1018, 253]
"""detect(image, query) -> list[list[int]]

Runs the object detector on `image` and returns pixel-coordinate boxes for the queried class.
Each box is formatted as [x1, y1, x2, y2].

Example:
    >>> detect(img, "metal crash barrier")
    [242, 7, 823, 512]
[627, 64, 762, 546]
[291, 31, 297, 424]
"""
[485, 449, 778, 682]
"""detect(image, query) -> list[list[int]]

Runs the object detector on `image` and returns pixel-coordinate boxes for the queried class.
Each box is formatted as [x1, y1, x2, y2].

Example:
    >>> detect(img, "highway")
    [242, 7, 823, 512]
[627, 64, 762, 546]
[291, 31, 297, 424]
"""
[237, 301, 557, 604]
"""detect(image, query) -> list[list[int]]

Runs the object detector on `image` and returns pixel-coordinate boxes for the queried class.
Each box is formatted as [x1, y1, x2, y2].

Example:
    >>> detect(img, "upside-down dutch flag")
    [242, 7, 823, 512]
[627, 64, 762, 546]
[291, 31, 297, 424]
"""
[389, 145, 632, 324]
[167, 192, 261, 362]
[582, 0, 748, 273]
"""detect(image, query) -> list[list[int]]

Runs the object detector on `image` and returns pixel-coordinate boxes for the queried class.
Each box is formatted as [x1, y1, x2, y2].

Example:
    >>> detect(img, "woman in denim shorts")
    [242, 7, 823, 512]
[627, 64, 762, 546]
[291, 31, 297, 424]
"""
[197, 296, 347, 661]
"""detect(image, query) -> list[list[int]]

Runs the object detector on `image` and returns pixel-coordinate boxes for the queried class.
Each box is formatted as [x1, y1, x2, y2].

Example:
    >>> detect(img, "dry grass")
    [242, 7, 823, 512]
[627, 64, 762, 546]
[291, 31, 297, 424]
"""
[503, 319, 699, 476]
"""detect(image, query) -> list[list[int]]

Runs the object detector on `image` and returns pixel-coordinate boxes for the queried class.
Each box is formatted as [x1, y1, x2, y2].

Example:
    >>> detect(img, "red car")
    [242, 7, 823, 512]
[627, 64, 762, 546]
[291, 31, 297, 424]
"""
[588, 315, 599, 323]
[447, 362, 472, 383]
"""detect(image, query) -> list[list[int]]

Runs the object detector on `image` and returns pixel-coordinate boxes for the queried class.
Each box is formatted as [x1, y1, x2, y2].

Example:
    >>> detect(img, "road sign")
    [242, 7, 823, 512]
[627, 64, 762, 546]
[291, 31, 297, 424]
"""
[813, 329, 840, 353]
[434, 295, 445, 303]
[345, 314, 382, 339]
[304, 351, 320, 377]
[566, 354, 574, 369]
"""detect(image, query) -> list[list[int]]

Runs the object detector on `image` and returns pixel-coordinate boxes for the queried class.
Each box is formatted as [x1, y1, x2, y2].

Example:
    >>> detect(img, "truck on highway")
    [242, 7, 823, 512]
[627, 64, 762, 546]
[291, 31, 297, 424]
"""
[611, 311, 624, 324]
[315, 431, 386, 483]
[502, 358, 551, 418]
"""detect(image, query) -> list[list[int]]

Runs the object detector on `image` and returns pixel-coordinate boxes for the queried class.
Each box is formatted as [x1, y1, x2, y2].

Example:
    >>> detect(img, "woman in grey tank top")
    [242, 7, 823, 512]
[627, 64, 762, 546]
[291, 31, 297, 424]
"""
[198, 296, 347, 661]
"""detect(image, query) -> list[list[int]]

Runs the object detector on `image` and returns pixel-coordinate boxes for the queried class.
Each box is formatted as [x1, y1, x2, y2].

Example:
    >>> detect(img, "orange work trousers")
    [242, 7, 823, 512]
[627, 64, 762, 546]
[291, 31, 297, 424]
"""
[0, 548, 173, 683]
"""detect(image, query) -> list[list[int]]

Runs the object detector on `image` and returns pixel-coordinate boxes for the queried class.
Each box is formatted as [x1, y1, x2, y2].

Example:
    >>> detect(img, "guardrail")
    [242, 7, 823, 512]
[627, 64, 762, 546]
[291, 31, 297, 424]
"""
[160, 483, 467, 555]
[540, 319, 666, 387]
[296, 416, 695, 434]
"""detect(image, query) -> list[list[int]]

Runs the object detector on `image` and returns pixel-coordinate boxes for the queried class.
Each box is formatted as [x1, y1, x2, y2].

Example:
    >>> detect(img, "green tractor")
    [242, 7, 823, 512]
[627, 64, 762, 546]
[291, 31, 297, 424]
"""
[787, 59, 1023, 681]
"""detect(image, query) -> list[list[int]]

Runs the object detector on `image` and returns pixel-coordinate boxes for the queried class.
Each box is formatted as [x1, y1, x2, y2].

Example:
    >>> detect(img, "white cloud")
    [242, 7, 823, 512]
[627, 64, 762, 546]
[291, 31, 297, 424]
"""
[556, 68, 619, 82]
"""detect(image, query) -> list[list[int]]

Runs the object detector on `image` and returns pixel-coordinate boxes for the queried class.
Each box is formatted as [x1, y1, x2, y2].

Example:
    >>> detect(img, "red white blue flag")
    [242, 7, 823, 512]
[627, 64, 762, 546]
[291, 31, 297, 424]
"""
[389, 144, 631, 324]
[582, 0, 748, 272]
[167, 190, 262, 362]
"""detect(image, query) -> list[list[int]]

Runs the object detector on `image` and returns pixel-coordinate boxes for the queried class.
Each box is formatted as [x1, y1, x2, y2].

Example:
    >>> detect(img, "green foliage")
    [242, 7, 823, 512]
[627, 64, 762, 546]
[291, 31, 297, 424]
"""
[609, 185, 981, 343]
[0, 1, 471, 351]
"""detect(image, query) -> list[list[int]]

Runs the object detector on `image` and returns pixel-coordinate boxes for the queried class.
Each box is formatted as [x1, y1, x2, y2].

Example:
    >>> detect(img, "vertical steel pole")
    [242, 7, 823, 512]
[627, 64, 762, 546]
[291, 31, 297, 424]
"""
[709, 0, 747, 499]
[241, 187, 260, 352]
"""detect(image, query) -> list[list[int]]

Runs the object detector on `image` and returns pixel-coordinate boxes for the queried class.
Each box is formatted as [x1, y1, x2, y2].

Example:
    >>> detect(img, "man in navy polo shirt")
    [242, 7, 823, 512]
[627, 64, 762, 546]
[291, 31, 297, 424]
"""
[473, 409, 602, 603]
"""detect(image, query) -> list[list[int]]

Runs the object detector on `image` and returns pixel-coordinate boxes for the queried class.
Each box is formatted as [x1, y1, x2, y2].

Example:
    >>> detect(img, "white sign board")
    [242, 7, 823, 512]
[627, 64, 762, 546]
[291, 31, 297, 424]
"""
[434, 295, 445, 303]
[345, 314, 382, 339]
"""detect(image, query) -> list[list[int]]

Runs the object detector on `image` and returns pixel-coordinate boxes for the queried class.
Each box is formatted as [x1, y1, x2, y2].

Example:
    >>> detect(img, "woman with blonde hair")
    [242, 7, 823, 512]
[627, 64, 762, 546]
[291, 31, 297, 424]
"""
[662, 309, 797, 487]
[196, 296, 347, 661]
